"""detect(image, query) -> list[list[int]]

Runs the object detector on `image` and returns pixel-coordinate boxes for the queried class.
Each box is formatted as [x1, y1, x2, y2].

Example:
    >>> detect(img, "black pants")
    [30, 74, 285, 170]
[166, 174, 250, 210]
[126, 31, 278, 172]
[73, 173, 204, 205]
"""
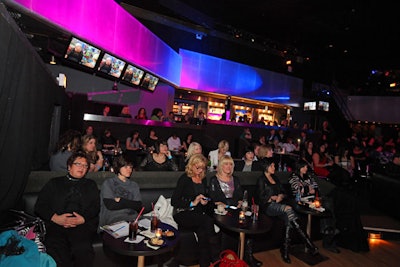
[45, 223, 95, 267]
[173, 211, 216, 267]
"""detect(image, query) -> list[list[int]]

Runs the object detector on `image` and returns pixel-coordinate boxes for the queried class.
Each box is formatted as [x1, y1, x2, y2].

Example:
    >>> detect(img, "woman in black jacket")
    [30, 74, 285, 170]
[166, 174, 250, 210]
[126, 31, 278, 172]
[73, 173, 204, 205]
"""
[255, 159, 319, 263]
[171, 154, 218, 267]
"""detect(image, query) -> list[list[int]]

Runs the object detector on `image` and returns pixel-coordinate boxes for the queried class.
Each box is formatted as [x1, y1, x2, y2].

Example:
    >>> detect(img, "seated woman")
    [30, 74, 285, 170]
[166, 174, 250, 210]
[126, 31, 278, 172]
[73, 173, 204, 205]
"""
[208, 140, 231, 170]
[171, 154, 219, 267]
[185, 142, 203, 163]
[134, 107, 148, 120]
[144, 128, 159, 152]
[99, 155, 143, 228]
[255, 159, 319, 264]
[288, 160, 340, 253]
[49, 129, 81, 171]
[125, 130, 146, 168]
[181, 133, 194, 153]
[234, 146, 263, 172]
[139, 140, 178, 171]
[334, 145, 355, 178]
[209, 155, 261, 267]
[82, 134, 104, 172]
[313, 142, 351, 187]
[35, 151, 100, 267]
[100, 129, 119, 150]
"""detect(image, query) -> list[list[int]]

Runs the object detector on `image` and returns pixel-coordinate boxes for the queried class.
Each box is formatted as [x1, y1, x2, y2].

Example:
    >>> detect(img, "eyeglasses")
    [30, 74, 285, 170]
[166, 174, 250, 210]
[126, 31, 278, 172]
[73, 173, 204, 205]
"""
[72, 162, 89, 169]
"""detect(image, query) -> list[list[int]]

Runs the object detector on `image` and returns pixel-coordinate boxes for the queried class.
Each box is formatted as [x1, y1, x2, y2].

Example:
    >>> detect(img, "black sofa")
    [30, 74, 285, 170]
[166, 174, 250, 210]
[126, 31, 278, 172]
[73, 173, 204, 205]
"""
[20, 170, 336, 265]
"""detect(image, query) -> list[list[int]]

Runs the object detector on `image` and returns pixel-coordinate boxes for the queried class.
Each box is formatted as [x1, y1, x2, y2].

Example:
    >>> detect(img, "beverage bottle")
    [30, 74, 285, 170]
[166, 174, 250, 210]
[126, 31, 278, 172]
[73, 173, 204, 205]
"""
[129, 220, 138, 241]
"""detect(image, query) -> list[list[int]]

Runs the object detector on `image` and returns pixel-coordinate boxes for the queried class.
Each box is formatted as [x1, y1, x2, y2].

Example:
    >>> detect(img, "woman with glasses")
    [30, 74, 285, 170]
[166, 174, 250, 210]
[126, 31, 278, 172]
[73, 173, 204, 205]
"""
[35, 151, 100, 267]
[99, 155, 143, 229]
[171, 154, 219, 267]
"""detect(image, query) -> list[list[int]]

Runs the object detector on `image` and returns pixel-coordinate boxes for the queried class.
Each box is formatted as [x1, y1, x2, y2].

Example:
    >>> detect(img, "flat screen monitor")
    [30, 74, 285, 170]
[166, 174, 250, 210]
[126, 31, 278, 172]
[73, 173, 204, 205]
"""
[304, 101, 316, 111]
[121, 65, 145, 85]
[141, 73, 159, 91]
[97, 53, 126, 79]
[318, 101, 329, 112]
[64, 37, 101, 69]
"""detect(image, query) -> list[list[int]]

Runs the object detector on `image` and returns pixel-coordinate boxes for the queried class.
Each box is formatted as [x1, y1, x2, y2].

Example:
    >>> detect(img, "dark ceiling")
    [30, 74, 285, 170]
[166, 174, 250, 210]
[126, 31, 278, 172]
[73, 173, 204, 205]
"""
[5, 0, 400, 92]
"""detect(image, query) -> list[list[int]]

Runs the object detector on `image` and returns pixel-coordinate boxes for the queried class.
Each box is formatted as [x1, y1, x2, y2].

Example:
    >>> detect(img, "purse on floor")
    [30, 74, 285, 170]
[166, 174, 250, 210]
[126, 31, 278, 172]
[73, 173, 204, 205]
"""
[209, 249, 248, 267]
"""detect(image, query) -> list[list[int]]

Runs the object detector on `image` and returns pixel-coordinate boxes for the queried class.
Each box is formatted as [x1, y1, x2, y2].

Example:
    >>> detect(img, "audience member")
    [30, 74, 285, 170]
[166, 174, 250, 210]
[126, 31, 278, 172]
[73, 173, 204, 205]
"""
[102, 105, 111, 117]
[334, 144, 355, 178]
[125, 130, 146, 167]
[82, 134, 104, 172]
[99, 129, 119, 150]
[171, 154, 218, 267]
[35, 151, 100, 267]
[376, 153, 400, 178]
[84, 125, 95, 136]
[167, 132, 182, 152]
[119, 106, 132, 118]
[185, 142, 203, 162]
[255, 159, 319, 263]
[143, 128, 159, 151]
[134, 107, 147, 120]
[208, 140, 231, 170]
[181, 133, 193, 152]
[165, 111, 175, 123]
[99, 155, 143, 228]
[234, 146, 263, 172]
[50, 129, 82, 171]
[183, 109, 194, 124]
[150, 108, 163, 121]
[139, 141, 178, 171]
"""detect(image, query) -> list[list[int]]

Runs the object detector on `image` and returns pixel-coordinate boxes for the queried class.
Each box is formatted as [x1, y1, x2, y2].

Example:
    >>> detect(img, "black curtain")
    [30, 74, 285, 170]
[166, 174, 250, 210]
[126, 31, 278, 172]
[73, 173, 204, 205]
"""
[0, 5, 64, 211]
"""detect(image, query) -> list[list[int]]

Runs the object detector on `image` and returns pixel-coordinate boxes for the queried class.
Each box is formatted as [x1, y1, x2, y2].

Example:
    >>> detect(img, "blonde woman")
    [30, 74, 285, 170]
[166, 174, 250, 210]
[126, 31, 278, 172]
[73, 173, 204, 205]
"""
[185, 142, 203, 162]
[208, 140, 231, 170]
[82, 134, 104, 172]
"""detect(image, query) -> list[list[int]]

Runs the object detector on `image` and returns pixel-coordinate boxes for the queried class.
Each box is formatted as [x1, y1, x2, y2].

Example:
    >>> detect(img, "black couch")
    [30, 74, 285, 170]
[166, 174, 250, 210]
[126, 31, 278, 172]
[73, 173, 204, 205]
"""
[20, 170, 336, 265]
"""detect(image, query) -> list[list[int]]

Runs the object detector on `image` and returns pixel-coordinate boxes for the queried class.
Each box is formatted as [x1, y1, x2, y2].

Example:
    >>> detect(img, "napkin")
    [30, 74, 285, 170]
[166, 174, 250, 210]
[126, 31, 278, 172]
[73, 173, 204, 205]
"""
[124, 235, 145, 244]
[144, 240, 161, 250]
[140, 229, 156, 239]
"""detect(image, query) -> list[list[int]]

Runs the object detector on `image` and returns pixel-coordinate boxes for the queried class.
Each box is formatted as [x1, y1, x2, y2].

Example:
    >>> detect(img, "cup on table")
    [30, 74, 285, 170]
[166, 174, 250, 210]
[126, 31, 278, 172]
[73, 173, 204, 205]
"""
[129, 221, 138, 241]
[251, 204, 259, 222]
[151, 214, 159, 232]
[217, 204, 226, 213]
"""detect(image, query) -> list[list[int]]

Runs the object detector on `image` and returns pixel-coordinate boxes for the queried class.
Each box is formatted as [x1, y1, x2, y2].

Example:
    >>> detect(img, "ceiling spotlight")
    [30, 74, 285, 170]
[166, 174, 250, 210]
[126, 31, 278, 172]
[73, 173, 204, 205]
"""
[195, 33, 203, 40]
[112, 81, 118, 91]
[50, 55, 56, 65]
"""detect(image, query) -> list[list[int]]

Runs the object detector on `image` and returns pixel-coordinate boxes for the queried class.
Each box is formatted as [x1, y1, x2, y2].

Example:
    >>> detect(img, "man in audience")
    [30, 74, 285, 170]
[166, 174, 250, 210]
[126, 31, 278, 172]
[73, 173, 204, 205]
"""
[167, 132, 182, 152]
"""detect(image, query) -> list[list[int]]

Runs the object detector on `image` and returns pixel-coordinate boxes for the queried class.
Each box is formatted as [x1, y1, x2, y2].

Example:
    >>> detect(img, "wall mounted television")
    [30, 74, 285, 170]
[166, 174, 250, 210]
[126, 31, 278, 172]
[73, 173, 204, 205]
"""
[121, 64, 145, 86]
[97, 53, 126, 79]
[303, 101, 316, 111]
[318, 101, 329, 112]
[64, 37, 101, 69]
[141, 73, 159, 91]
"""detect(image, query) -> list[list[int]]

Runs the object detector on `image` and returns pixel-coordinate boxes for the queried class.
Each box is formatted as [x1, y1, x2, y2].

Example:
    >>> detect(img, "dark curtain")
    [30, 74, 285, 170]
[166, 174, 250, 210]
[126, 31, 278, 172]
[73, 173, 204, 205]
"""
[0, 5, 64, 211]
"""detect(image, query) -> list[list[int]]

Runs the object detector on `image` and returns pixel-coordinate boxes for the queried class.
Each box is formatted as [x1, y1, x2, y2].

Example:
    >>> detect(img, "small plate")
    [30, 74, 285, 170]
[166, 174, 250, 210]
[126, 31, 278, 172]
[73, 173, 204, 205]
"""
[162, 230, 175, 239]
[214, 209, 228, 215]
[148, 238, 165, 247]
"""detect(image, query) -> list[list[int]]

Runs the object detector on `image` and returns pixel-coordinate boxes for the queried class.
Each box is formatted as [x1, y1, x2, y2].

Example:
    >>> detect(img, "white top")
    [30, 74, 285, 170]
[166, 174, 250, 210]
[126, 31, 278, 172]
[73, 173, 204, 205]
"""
[167, 136, 181, 151]
[208, 149, 231, 168]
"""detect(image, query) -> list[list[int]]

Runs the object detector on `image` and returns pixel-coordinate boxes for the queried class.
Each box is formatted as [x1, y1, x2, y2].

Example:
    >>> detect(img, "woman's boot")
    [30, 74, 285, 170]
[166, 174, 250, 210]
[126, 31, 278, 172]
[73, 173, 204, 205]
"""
[280, 225, 291, 263]
[291, 220, 319, 255]
[245, 239, 262, 267]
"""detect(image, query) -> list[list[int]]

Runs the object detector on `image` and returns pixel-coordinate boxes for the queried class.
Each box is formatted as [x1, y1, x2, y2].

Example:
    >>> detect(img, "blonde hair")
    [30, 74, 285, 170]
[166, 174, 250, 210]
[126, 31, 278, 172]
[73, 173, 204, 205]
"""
[186, 142, 202, 161]
[185, 153, 207, 179]
[258, 144, 273, 159]
[81, 134, 98, 164]
[216, 155, 235, 176]
[218, 140, 229, 150]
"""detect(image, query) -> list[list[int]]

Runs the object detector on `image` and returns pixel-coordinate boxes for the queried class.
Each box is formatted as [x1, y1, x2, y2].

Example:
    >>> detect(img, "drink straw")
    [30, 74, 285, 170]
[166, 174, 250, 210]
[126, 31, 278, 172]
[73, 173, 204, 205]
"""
[152, 202, 155, 216]
[134, 206, 145, 225]
[252, 197, 255, 206]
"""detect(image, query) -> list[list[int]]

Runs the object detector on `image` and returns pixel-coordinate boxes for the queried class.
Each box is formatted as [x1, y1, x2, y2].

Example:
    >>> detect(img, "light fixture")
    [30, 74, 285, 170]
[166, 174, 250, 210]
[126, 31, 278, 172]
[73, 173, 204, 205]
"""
[112, 81, 118, 91]
[50, 55, 56, 65]
[368, 232, 382, 240]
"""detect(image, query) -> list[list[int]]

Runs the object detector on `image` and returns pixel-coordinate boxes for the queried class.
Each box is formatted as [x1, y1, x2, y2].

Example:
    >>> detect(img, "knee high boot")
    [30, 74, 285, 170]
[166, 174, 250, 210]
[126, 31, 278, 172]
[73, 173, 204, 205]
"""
[244, 239, 262, 267]
[280, 225, 291, 263]
[291, 220, 319, 255]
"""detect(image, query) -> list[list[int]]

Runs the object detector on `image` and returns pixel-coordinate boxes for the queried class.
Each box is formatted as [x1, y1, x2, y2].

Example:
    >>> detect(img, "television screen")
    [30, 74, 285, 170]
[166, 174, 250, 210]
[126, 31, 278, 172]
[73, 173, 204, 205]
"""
[318, 101, 329, 112]
[97, 53, 126, 78]
[141, 73, 159, 91]
[64, 37, 101, 68]
[121, 65, 145, 85]
[304, 101, 316, 111]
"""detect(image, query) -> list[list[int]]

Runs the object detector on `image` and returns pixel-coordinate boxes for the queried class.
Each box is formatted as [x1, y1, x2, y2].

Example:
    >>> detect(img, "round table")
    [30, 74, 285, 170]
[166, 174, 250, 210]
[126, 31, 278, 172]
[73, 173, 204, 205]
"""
[102, 222, 179, 267]
[214, 210, 273, 260]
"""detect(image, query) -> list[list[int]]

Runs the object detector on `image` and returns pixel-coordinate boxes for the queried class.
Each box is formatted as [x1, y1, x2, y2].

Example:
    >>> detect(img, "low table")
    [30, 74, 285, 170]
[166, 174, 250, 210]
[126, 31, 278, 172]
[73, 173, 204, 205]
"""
[214, 210, 273, 260]
[102, 222, 179, 267]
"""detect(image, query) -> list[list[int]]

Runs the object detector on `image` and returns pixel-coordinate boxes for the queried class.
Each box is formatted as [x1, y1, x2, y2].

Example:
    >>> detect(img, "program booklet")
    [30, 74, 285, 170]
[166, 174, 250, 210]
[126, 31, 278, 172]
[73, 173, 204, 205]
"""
[100, 221, 129, 238]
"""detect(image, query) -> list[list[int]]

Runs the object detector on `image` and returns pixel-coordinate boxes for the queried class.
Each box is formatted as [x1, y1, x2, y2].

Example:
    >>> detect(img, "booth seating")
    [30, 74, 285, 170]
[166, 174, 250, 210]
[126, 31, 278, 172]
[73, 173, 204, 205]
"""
[19, 170, 335, 265]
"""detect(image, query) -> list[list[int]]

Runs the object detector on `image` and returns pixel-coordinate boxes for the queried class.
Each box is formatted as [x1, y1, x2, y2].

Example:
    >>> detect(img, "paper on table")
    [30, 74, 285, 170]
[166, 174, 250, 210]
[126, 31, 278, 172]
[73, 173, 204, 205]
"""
[108, 221, 129, 232]
[100, 221, 129, 238]
[124, 235, 145, 244]
[138, 218, 151, 229]
[140, 229, 156, 239]
[144, 240, 161, 250]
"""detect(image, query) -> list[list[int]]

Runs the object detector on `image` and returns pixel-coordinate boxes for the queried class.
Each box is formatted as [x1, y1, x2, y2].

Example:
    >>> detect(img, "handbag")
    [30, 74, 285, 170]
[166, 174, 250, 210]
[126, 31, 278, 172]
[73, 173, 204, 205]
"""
[209, 249, 248, 267]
